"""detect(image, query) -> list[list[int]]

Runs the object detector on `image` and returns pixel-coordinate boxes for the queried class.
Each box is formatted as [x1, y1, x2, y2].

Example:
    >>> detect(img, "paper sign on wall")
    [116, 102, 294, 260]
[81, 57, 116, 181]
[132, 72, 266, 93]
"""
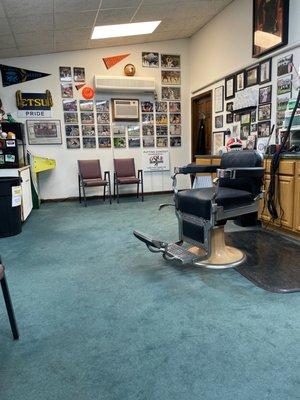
[12, 186, 22, 207]
[142, 150, 170, 172]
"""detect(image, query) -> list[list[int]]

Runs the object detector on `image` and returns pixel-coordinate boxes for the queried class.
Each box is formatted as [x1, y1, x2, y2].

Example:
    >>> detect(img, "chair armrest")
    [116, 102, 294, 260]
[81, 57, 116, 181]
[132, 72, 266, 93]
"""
[177, 163, 218, 175]
[217, 167, 264, 179]
[138, 169, 143, 179]
[104, 171, 110, 181]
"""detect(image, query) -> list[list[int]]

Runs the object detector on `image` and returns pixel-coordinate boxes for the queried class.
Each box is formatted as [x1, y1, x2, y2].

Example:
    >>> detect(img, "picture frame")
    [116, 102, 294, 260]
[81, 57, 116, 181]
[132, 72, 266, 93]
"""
[161, 54, 181, 69]
[142, 52, 159, 68]
[252, 0, 289, 58]
[225, 75, 235, 100]
[259, 58, 272, 84]
[245, 65, 259, 87]
[215, 115, 223, 129]
[277, 54, 293, 76]
[259, 85, 272, 104]
[212, 131, 225, 155]
[226, 113, 234, 124]
[214, 86, 224, 113]
[226, 102, 234, 112]
[277, 75, 292, 95]
[27, 120, 62, 145]
[258, 104, 272, 121]
[236, 70, 245, 91]
[257, 120, 271, 137]
[112, 98, 139, 121]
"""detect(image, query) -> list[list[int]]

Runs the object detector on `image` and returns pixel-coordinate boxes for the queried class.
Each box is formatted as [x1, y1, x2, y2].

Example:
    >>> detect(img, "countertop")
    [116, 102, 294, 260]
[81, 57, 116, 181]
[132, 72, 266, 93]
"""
[195, 153, 300, 159]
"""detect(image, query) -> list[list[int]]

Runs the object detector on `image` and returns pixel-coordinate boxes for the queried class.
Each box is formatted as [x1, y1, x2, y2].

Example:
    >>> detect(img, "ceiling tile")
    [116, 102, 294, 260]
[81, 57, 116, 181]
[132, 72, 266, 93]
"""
[54, 28, 92, 44]
[100, 0, 141, 8]
[0, 48, 19, 58]
[54, 41, 89, 52]
[54, 11, 96, 29]
[2, 0, 53, 17]
[9, 14, 54, 34]
[18, 43, 54, 57]
[132, 4, 181, 21]
[54, 0, 101, 13]
[95, 8, 136, 25]
[0, 17, 11, 35]
[0, 34, 16, 49]
[15, 31, 53, 47]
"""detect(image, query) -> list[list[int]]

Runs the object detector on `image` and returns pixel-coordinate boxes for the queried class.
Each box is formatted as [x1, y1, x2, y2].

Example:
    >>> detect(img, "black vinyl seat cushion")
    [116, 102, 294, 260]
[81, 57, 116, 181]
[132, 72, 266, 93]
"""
[176, 187, 255, 220]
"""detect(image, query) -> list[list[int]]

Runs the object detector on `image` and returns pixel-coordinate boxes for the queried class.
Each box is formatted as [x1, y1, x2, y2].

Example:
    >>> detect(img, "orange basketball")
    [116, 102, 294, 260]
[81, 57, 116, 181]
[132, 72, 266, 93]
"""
[82, 86, 95, 99]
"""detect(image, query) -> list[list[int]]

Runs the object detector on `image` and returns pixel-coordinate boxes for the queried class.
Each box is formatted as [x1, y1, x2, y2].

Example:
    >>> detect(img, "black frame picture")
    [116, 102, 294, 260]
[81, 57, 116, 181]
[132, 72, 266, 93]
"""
[226, 102, 234, 112]
[226, 113, 234, 124]
[225, 75, 235, 100]
[258, 104, 272, 121]
[236, 70, 245, 91]
[215, 115, 223, 129]
[259, 58, 272, 84]
[252, 0, 290, 58]
[245, 65, 259, 87]
[257, 120, 271, 137]
[259, 85, 272, 104]
[214, 86, 224, 113]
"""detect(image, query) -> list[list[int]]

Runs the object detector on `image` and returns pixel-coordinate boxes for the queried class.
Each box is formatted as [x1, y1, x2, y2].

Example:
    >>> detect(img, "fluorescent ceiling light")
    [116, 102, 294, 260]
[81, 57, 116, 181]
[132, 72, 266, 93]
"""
[91, 21, 161, 40]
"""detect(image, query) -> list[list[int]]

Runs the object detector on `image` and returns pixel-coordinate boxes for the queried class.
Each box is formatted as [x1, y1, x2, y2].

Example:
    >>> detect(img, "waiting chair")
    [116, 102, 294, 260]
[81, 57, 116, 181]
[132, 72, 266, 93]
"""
[0, 258, 19, 340]
[78, 159, 111, 207]
[114, 158, 144, 203]
[134, 151, 264, 269]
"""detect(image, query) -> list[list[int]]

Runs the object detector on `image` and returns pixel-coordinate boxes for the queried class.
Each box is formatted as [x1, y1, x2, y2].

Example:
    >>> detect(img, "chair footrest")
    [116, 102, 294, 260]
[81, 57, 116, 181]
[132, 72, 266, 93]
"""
[165, 243, 200, 264]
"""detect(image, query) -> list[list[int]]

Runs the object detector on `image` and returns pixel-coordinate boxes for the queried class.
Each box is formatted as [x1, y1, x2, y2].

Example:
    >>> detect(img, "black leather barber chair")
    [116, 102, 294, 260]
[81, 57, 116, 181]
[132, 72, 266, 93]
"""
[134, 150, 264, 269]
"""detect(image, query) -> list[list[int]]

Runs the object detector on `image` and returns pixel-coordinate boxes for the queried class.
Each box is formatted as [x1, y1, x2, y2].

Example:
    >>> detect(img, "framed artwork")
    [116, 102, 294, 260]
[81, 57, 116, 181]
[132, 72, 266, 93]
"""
[241, 124, 250, 140]
[112, 99, 139, 121]
[214, 86, 224, 113]
[257, 120, 271, 137]
[226, 113, 234, 124]
[212, 131, 225, 155]
[161, 70, 181, 85]
[277, 54, 293, 76]
[252, 0, 289, 58]
[27, 120, 62, 145]
[258, 104, 272, 121]
[161, 54, 180, 69]
[215, 115, 223, 129]
[241, 113, 250, 124]
[161, 86, 180, 100]
[225, 75, 235, 100]
[246, 66, 259, 87]
[259, 58, 272, 83]
[277, 75, 292, 95]
[251, 109, 257, 123]
[259, 85, 272, 104]
[236, 71, 245, 91]
[142, 52, 159, 68]
[66, 137, 80, 149]
[226, 102, 234, 112]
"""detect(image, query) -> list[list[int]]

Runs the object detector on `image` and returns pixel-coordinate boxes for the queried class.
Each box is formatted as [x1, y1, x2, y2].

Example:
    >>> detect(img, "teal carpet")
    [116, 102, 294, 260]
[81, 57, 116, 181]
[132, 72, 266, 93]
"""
[0, 195, 299, 400]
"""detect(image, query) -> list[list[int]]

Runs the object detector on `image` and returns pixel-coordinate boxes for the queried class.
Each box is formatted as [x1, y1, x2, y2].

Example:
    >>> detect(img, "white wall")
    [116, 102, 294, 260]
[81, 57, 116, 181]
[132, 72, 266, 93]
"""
[0, 39, 190, 200]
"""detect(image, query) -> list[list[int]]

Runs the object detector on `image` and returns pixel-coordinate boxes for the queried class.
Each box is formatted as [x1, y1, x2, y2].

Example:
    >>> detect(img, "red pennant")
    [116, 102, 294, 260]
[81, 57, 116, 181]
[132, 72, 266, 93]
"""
[102, 54, 130, 70]
[75, 83, 86, 90]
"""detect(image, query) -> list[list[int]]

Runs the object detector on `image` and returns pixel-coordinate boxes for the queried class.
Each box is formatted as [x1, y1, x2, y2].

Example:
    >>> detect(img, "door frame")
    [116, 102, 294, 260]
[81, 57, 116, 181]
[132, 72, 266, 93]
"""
[191, 90, 212, 161]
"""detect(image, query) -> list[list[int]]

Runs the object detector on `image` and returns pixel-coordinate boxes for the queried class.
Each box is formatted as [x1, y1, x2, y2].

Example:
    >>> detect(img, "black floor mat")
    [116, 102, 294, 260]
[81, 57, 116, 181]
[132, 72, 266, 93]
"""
[227, 230, 300, 293]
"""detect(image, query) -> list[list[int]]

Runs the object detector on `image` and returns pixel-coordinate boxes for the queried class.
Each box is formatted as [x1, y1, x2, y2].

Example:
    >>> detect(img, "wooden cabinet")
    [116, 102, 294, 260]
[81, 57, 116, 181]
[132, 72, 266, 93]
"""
[293, 162, 300, 233]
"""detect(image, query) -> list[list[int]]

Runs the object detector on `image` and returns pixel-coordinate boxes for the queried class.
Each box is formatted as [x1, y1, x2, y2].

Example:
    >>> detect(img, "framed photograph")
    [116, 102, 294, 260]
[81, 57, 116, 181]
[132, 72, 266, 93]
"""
[277, 92, 291, 112]
[80, 112, 94, 125]
[156, 126, 168, 136]
[156, 113, 168, 125]
[226, 102, 234, 112]
[142, 137, 155, 147]
[79, 100, 94, 112]
[142, 52, 159, 68]
[169, 113, 181, 125]
[155, 101, 168, 112]
[215, 115, 223, 129]
[259, 58, 272, 83]
[251, 109, 257, 123]
[277, 54, 293, 76]
[61, 82, 73, 98]
[113, 137, 126, 148]
[161, 70, 181, 85]
[83, 137, 96, 149]
[252, 0, 289, 58]
[142, 113, 154, 124]
[128, 137, 141, 148]
[98, 137, 111, 148]
[97, 125, 111, 136]
[214, 86, 224, 113]
[225, 75, 235, 100]
[241, 113, 250, 124]
[258, 104, 271, 121]
[170, 125, 181, 135]
[277, 75, 292, 95]
[64, 112, 78, 124]
[156, 137, 168, 147]
[259, 85, 272, 104]
[112, 99, 139, 121]
[246, 66, 259, 87]
[112, 125, 126, 136]
[59, 66, 71, 82]
[127, 125, 140, 136]
[65, 125, 79, 137]
[161, 86, 181, 100]
[66, 137, 80, 149]
[97, 113, 110, 124]
[27, 120, 62, 145]
[62, 99, 77, 112]
[258, 120, 271, 137]
[73, 67, 85, 82]
[141, 101, 153, 113]
[241, 124, 250, 140]
[161, 54, 181, 69]
[169, 101, 181, 112]
[226, 113, 234, 124]
[142, 125, 154, 136]
[95, 100, 109, 112]
[170, 136, 181, 147]
[236, 71, 245, 91]
[251, 123, 258, 132]
[82, 126, 95, 136]
[212, 131, 224, 155]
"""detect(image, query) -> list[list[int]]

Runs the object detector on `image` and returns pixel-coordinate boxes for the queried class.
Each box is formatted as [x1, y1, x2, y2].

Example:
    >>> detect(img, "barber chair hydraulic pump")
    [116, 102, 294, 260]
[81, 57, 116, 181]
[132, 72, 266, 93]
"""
[134, 151, 264, 269]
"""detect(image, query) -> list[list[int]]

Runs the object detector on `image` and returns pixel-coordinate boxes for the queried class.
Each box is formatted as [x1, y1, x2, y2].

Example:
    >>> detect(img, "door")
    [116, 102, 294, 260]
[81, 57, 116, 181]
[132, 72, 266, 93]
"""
[191, 91, 212, 161]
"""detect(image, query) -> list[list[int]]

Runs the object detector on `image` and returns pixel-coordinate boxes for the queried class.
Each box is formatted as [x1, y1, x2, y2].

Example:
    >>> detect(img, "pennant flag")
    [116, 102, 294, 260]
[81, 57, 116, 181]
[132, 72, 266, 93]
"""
[75, 83, 86, 91]
[0, 64, 50, 87]
[102, 53, 130, 70]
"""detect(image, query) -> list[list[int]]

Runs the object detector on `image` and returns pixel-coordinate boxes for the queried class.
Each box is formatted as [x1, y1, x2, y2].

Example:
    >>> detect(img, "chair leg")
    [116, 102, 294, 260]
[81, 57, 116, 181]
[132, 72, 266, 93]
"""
[78, 176, 81, 203]
[108, 181, 112, 204]
[116, 183, 120, 204]
[103, 185, 106, 202]
[141, 177, 144, 202]
[137, 182, 139, 199]
[82, 185, 87, 207]
[113, 180, 116, 200]
[1, 276, 19, 340]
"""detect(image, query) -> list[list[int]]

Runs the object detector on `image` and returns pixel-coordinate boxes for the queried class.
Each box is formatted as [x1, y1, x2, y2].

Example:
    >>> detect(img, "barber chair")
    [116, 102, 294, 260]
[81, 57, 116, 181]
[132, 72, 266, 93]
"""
[134, 151, 264, 269]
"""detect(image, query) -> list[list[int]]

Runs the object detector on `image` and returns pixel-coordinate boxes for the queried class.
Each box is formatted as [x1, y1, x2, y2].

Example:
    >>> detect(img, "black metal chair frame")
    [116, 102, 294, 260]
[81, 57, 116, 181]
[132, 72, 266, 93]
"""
[0, 258, 19, 340]
[113, 169, 144, 203]
[78, 171, 112, 207]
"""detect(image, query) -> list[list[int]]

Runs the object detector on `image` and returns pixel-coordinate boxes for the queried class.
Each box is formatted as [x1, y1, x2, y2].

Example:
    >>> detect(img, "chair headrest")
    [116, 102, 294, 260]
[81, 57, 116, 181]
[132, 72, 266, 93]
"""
[221, 151, 263, 169]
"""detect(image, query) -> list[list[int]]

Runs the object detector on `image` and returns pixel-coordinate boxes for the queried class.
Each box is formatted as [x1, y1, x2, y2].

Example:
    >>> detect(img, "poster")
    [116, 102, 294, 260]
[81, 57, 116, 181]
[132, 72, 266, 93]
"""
[142, 150, 170, 172]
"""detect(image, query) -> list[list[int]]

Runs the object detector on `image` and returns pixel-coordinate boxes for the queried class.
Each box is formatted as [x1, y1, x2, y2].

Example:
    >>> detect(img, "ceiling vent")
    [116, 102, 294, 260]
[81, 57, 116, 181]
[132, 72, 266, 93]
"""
[94, 75, 155, 93]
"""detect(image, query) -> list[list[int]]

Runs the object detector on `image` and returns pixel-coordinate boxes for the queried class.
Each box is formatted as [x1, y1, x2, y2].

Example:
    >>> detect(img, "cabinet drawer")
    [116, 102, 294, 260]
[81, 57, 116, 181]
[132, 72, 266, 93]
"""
[265, 160, 295, 175]
[211, 158, 221, 166]
[295, 161, 300, 177]
[196, 158, 211, 165]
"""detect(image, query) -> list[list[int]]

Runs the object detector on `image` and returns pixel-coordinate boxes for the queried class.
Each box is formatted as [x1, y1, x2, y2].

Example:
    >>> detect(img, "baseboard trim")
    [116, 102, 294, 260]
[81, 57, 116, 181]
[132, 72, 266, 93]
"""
[41, 190, 173, 203]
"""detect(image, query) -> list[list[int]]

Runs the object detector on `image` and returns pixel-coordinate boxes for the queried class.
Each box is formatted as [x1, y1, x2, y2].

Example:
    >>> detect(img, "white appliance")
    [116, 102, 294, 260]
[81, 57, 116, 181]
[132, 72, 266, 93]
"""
[94, 76, 156, 93]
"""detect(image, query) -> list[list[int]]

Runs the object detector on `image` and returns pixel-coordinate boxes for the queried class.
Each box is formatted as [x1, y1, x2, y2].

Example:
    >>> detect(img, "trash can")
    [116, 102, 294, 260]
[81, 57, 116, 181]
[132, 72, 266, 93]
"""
[0, 177, 22, 238]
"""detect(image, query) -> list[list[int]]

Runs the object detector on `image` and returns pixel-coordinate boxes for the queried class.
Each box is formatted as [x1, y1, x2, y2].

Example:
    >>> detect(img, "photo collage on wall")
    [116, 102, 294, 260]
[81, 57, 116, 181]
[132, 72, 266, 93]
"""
[276, 54, 293, 130]
[142, 52, 182, 147]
